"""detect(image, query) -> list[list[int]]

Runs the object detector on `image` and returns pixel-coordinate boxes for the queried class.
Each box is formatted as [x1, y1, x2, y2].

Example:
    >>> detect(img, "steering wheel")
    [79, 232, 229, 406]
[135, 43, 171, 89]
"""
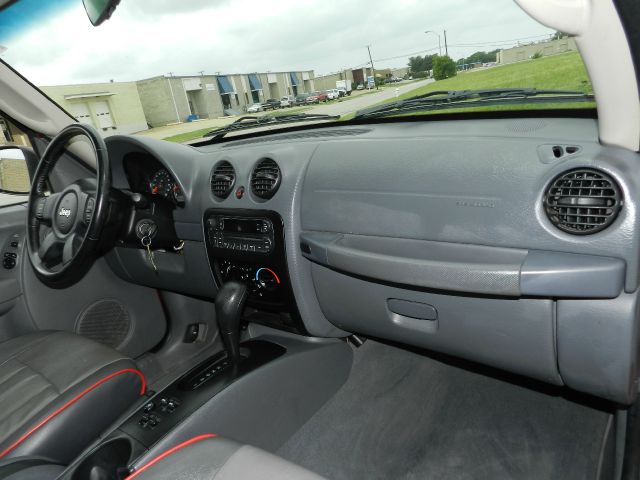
[27, 124, 111, 286]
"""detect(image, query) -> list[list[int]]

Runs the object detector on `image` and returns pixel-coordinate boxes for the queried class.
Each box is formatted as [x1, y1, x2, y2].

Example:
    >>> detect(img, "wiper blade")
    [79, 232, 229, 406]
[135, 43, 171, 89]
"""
[354, 88, 594, 119]
[202, 113, 340, 140]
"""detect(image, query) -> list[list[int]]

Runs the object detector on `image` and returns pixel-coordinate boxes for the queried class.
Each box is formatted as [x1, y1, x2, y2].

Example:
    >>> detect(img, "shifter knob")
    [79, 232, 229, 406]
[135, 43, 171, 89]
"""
[215, 281, 248, 364]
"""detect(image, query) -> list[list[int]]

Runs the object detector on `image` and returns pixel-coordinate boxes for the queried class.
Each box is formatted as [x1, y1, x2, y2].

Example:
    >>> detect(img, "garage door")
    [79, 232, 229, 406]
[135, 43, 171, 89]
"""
[70, 102, 91, 123]
[93, 101, 115, 129]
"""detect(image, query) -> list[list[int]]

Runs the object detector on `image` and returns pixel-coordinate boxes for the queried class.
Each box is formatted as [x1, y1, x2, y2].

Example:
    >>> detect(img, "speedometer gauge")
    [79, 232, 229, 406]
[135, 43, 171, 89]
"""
[149, 169, 174, 197]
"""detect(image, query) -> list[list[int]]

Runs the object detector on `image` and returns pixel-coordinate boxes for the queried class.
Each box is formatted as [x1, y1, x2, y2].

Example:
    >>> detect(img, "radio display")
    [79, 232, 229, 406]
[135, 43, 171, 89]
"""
[223, 218, 263, 234]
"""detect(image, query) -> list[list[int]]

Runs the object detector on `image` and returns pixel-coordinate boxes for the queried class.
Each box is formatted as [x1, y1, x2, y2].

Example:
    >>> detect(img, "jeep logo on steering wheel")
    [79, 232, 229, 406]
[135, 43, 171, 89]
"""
[58, 208, 72, 218]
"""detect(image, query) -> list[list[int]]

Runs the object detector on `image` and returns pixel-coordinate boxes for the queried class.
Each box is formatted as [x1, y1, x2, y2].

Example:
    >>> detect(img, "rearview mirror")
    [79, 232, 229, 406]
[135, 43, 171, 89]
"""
[0, 147, 30, 195]
[82, 0, 120, 26]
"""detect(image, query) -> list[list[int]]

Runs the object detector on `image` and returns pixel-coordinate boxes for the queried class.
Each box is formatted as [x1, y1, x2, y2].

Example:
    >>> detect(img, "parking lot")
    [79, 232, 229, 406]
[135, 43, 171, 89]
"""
[136, 78, 433, 141]
[301, 78, 433, 117]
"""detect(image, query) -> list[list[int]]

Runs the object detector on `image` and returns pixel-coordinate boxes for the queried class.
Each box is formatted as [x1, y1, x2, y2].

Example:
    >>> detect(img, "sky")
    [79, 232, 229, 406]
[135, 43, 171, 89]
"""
[0, 0, 555, 86]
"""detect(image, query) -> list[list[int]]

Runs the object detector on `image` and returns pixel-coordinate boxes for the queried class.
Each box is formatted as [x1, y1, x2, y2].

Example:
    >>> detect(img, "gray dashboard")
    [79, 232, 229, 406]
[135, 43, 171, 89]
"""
[104, 117, 640, 404]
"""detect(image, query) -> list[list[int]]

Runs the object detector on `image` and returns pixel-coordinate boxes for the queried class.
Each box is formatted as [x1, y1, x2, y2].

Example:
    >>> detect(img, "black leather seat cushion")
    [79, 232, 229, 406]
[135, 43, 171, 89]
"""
[126, 435, 325, 480]
[0, 331, 145, 464]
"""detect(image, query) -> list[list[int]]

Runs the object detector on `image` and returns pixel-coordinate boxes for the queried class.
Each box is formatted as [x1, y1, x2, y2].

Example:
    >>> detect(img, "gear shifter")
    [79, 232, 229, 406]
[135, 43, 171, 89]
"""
[215, 281, 248, 364]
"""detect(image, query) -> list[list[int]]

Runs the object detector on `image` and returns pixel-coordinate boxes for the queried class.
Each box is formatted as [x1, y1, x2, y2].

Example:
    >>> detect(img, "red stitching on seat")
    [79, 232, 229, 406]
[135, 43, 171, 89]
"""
[125, 434, 218, 480]
[0, 368, 146, 458]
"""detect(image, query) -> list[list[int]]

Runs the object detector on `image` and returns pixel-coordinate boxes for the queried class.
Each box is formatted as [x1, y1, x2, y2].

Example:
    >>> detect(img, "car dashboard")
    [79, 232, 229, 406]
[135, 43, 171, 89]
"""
[104, 116, 640, 405]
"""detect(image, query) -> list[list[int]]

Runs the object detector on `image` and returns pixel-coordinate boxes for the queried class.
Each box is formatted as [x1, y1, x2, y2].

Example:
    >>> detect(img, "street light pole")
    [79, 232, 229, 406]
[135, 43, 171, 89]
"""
[425, 30, 441, 56]
[444, 30, 449, 57]
[366, 44, 378, 90]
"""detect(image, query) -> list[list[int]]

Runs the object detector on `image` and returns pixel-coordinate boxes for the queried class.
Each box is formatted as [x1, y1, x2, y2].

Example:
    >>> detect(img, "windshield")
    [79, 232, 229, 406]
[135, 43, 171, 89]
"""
[0, 0, 594, 144]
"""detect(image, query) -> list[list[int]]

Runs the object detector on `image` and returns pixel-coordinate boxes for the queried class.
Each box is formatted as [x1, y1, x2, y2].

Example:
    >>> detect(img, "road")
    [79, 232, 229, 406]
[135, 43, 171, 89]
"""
[304, 78, 433, 116]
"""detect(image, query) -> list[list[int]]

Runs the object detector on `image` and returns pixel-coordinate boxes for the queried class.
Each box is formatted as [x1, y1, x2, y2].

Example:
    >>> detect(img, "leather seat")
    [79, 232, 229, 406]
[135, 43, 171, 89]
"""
[126, 434, 325, 480]
[0, 331, 145, 464]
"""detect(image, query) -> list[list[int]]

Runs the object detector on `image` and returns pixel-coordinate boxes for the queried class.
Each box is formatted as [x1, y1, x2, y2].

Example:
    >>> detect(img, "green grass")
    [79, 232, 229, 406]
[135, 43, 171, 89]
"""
[344, 52, 594, 119]
[163, 127, 217, 143]
[402, 52, 591, 99]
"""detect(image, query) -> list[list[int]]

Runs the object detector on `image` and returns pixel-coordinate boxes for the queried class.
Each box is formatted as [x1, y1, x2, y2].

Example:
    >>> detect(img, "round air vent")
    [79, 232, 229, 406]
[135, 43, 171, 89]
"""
[211, 161, 235, 199]
[544, 168, 623, 235]
[251, 158, 281, 199]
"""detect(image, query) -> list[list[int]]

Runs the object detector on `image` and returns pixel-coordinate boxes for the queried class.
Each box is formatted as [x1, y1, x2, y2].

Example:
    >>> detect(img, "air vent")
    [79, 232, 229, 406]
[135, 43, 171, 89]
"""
[211, 161, 235, 199]
[544, 168, 623, 235]
[251, 158, 281, 199]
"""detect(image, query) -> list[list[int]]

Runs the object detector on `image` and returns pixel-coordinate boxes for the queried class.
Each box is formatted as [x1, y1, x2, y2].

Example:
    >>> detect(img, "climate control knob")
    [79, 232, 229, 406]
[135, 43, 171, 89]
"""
[255, 267, 280, 292]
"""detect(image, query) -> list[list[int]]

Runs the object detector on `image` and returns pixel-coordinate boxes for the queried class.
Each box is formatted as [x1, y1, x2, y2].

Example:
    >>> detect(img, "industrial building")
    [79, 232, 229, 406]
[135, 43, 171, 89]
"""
[497, 37, 578, 64]
[314, 66, 408, 91]
[41, 82, 148, 136]
[136, 70, 315, 127]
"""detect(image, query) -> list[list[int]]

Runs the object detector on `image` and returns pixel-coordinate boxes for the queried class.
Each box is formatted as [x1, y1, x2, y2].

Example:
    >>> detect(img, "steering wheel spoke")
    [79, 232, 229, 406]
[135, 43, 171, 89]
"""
[77, 191, 96, 226]
[62, 233, 82, 265]
[34, 193, 62, 223]
[38, 231, 64, 266]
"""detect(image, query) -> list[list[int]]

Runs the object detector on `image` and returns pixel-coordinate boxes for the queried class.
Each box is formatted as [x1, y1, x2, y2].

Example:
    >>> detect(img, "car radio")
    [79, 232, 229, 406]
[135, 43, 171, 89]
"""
[204, 209, 306, 334]
[206, 215, 274, 254]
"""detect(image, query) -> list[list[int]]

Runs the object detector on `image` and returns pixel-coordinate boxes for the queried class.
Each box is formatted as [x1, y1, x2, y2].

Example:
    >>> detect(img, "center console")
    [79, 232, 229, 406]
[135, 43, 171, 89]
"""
[47, 209, 349, 480]
[203, 208, 305, 334]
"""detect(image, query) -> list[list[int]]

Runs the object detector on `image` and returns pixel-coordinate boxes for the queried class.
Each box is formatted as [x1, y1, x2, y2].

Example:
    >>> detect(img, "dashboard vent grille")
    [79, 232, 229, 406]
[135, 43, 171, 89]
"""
[211, 161, 235, 199]
[222, 128, 371, 147]
[544, 168, 622, 235]
[251, 158, 281, 199]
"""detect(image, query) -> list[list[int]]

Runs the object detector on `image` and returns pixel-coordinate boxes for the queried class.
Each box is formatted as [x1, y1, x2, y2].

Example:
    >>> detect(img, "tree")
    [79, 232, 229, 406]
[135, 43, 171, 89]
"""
[408, 54, 437, 75]
[552, 31, 567, 40]
[465, 49, 500, 64]
[433, 56, 457, 80]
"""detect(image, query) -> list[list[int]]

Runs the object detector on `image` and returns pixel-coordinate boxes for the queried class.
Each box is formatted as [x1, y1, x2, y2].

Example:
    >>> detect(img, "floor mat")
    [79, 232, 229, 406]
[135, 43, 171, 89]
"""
[277, 340, 610, 480]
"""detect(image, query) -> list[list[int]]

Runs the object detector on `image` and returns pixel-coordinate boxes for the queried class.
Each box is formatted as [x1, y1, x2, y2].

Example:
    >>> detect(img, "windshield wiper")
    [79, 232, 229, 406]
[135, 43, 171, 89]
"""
[354, 88, 595, 119]
[202, 113, 341, 140]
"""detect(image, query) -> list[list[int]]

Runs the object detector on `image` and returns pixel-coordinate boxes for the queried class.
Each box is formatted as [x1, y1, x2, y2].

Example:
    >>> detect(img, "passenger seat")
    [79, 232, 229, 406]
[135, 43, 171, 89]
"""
[125, 434, 324, 480]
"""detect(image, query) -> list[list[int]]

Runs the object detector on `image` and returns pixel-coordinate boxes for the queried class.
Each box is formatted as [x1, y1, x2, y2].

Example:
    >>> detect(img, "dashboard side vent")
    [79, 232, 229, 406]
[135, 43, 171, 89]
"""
[251, 158, 281, 199]
[544, 168, 623, 235]
[211, 161, 235, 199]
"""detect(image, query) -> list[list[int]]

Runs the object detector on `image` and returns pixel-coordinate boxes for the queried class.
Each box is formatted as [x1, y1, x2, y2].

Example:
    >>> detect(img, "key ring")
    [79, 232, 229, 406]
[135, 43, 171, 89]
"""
[141, 236, 151, 247]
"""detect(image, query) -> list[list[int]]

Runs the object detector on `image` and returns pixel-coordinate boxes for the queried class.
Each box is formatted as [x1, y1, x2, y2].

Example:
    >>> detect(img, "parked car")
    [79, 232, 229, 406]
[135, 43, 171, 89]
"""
[280, 95, 295, 107]
[293, 93, 309, 105]
[306, 91, 328, 104]
[326, 89, 340, 100]
[246, 103, 263, 113]
[356, 83, 365, 90]
[262, 98, 281, 110]
[336, 87, 347, 97]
